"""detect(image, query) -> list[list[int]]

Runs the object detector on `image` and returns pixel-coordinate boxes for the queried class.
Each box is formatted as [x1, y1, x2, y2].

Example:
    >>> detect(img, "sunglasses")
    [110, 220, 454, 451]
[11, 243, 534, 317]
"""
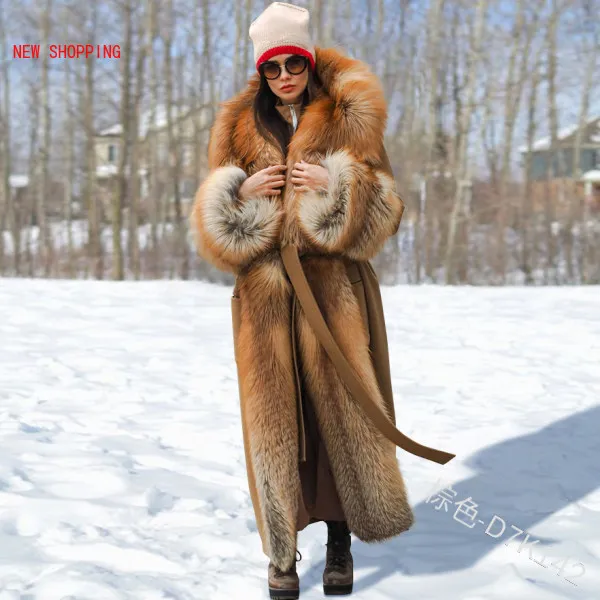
[260, 55, 309, 80]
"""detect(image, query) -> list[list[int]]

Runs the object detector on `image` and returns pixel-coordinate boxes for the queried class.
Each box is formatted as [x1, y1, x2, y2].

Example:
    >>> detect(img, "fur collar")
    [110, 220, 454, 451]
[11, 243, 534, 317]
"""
[208, 47, 388, 168]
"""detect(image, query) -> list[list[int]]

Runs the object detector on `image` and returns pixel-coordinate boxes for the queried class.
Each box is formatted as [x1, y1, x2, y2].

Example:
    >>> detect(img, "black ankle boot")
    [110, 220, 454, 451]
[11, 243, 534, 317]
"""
[323, 521, 353, 595]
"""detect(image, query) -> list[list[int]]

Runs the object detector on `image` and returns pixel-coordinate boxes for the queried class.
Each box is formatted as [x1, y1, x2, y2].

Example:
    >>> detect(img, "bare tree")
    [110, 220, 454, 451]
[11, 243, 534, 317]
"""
[37, 0, 53, 276]
[322, 0, 336, 46]
[24, 81, 40, 277]
[520, 38, 546, 284]
[233, 0, 243, 92]
[543, 0, 562, 285]
[163, 0, 188, 279]
[62, 0, 75, 276]
[111, 0, 133, 280]
[202, 0, 215, 124]
[0, 0, 12, 274]
[445, 0, 488, 284]
[84, 2, 102, 279]
[147, 0, 160, 276]
[0, 0, 597, 285]
[310, 0, 324, 44]
[128, 0, 149, 280]
[495, 0, 542, 282]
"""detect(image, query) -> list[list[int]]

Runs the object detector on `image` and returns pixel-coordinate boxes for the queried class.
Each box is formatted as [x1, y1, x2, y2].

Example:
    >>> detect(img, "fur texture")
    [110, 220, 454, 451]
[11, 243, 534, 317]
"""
[190, 46, 412, 572]
[295, 257, 413, 542]
[296, 149, 403, 260]
[190, 166, 283, 273]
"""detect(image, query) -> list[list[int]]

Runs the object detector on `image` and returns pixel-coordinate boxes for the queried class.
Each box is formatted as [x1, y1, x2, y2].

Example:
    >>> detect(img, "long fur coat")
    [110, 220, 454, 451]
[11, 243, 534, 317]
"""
[190, 46, 415, 572]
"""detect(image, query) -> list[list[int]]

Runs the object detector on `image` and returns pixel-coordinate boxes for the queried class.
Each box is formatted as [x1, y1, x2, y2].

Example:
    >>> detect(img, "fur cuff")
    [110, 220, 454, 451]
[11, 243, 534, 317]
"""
[190, 165, 283, 273]
[296, 150, 404, 261]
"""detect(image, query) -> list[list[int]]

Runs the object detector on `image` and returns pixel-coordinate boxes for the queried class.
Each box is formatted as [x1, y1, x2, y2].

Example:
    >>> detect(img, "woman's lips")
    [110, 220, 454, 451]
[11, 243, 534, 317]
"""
[280, 85, 294, 92]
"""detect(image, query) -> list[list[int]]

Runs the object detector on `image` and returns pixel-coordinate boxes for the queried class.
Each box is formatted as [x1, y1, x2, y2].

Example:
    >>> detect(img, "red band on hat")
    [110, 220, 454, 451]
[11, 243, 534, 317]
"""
[256, 46, 315, 71]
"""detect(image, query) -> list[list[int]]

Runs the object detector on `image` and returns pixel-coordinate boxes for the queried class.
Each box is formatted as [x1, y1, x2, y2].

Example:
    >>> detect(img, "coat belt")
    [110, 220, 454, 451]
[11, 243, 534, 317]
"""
[280, 244, 456, 466]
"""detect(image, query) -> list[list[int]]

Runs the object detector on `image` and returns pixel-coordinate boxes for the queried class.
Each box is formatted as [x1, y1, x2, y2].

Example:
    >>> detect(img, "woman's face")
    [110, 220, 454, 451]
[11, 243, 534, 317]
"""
[263, 53, 309, 104]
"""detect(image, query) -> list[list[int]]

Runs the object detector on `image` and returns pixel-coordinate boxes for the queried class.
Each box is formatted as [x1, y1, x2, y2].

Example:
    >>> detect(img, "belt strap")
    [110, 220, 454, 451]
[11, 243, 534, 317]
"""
[280, 244, 455, 465]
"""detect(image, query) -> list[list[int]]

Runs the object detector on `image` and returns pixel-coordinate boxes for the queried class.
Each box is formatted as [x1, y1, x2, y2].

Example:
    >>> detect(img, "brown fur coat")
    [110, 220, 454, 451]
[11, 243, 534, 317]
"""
[190, 46, 414, 571]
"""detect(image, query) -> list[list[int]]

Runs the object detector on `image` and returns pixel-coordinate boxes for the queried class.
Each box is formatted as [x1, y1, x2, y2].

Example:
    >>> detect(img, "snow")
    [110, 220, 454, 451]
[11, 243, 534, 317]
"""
[96, 164, 118, 179]
[2, 220, 178, 258]
[97, 124, 123, 137]
[4, 216, 600, 286]
[9, 175, 29, 189]
[0, 278, 599, 599]
[94, 165, 155, 179]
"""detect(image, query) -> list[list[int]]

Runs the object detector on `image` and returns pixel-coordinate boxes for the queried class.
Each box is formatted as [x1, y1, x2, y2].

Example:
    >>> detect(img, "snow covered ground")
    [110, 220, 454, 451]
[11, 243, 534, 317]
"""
[0, 278, 599, 599]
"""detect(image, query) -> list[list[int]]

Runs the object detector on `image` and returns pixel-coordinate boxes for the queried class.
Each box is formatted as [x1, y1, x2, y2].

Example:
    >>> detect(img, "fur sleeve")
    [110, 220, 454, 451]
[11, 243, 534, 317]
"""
[189, 111, 283, 274]
[295, 148, 404, 262]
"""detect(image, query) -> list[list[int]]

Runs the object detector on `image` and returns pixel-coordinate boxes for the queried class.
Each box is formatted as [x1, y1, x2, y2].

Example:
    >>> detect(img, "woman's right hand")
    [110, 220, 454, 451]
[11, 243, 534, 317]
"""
[239, 165, 287, 200]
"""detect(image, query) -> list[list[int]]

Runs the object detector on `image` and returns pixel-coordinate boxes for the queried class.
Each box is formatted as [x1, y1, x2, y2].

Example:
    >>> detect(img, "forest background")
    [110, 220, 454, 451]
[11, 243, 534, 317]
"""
[0, 0, 599, 286]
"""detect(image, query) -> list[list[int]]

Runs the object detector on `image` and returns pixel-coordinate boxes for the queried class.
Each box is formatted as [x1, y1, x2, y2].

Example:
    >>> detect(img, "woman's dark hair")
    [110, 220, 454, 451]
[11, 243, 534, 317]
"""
[253, 66, 322, 158]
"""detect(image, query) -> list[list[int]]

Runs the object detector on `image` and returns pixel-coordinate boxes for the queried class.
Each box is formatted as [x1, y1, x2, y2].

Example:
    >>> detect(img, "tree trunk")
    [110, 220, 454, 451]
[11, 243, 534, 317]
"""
[147, 0, 159, 276]
[63, 1, 75, 277]
[25, 83, 40, 277]
[85, 3, 102, 279]
[38, 0, 53, 276]
[112, 0, 133, 280]
[425, 0, 445, 171]
[233, 0, 242, 92]
[202, 0, 215, 124]
[0, 0, 13, 274]
[323, 0, 335, 46]
[129, 0, 148, 280]
[242, 0, 251, 84]
[163, 0, 188, 279]
[495, 0, 525, 282]
[445, 0, 488, 284]
[544, 0, 560, 285]
[521, 47, 544, 285]
[311, 0, 324, 43]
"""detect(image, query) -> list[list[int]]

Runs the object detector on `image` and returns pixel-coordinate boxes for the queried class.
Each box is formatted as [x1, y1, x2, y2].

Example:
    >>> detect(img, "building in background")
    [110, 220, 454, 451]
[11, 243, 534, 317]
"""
[519, 115, 600, 213]
[94, 104, 212, 223]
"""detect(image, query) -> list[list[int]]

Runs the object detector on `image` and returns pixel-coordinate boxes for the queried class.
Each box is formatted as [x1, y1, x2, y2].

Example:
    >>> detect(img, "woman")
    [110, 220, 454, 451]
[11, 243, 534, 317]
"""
[190, 3, 454, 597]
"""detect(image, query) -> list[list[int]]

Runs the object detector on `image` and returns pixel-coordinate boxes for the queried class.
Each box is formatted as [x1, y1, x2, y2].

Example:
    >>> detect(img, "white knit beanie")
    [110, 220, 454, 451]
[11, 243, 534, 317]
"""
[249, 2, 315, 71]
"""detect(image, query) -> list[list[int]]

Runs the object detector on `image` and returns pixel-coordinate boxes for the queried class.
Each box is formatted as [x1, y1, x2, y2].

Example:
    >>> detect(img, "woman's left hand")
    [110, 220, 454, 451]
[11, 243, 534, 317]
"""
[291, 160, 329, 193]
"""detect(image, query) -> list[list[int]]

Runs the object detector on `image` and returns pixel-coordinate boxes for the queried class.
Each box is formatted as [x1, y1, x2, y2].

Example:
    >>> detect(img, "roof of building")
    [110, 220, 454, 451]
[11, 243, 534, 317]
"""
[519, 114, 600, 153]
[97, 104, 203, 138]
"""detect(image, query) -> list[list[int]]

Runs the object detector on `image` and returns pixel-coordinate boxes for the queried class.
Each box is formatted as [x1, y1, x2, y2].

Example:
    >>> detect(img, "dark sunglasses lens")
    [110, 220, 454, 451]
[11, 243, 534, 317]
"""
[262, 63, 280, 79]
[287, 56, 307, 74]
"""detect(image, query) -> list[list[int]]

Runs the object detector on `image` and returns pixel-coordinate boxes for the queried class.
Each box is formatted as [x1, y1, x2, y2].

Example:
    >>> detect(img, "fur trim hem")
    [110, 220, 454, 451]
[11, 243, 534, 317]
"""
[190, 165, 283, 273]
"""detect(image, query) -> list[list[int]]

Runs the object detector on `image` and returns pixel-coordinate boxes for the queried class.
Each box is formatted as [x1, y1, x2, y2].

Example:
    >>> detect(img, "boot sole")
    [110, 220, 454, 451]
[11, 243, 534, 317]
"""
[269, 588, 299, 599]
[323, 583, 353, 595]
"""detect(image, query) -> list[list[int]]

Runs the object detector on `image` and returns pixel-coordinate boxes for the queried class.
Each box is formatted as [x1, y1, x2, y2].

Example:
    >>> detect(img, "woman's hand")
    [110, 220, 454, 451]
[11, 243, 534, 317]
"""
[291, 160, 329, 193]
[239, 165, 287, 200]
